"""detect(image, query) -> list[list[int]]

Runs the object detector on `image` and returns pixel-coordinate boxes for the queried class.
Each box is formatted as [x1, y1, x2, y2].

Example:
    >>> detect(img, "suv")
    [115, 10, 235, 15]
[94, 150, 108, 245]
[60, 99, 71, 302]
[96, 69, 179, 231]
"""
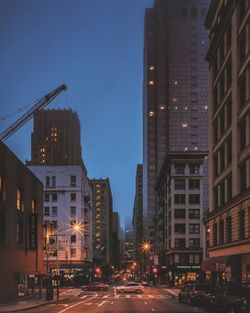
[179, 283, 212, 305]
[116, 282, 144, 293]
[210, 285, 250, 313]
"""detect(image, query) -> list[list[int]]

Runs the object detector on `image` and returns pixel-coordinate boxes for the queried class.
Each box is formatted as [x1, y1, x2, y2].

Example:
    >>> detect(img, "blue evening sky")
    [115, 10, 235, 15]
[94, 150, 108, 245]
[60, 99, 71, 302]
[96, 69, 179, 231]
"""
[0, 0, 153, 226]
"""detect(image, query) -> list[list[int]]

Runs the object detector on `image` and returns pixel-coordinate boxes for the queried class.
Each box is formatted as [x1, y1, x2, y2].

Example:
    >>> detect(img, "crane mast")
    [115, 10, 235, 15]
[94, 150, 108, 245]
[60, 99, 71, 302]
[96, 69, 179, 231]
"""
[0, 84, 67, 142]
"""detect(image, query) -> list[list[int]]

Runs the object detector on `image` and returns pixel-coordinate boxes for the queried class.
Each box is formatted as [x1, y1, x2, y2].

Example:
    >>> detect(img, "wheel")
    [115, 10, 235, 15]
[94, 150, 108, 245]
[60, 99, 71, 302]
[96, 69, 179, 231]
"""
[136, 289, 142, 294]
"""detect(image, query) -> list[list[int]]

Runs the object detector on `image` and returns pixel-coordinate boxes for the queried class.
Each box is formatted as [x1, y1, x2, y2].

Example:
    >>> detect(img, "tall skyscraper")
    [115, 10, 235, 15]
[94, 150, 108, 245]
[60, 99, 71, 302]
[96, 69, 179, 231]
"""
[89, 178, 113, 265]
[204, 0, 250, 285]
[143, 0, 209, 246]
[132, 164, 143, 272]
[29, 109, 82, 166]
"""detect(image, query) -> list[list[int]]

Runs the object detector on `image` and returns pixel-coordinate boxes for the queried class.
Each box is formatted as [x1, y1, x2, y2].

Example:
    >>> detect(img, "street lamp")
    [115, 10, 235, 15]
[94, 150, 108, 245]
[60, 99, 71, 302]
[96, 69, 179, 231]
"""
[141, 242, 151, 280]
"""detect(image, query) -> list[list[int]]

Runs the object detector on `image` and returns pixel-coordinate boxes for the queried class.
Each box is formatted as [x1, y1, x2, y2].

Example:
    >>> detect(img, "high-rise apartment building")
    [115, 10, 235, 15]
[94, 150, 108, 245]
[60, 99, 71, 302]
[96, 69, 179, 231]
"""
[112, 212, 121, 269]
[132, 165, 143, 273]
[89, 178, 113, 265]
[124, 218, 134, 268]
[29, 109, 82, 166]
[204, 0, 250, 284]
[143, 0, 209, 245]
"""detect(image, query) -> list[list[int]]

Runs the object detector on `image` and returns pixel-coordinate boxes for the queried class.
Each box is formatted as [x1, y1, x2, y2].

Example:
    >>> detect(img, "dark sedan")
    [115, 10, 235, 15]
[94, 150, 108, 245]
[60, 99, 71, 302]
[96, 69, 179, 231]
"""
[179, 283, 212, 305]
[81, 282, 109, 291]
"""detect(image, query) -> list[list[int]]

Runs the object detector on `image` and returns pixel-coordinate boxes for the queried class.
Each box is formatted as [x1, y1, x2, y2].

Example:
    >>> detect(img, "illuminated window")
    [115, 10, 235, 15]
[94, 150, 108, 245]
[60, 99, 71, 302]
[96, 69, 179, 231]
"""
[149, 81, 154, 85]
[149, 66, 155, 70]
[159, 105, 166, 110]
[194, 146, 198, 151]
[174, 81, 178, 85]
[17, 189, 23, 211]
[184, 106, 188, 110]
[172, 97, 178, 102]
[184, 147, 188, 151]
[204, 105, 208, 110]
[175, 106, 178, 110]
[148, 111, 155, 117]
[31, 200, 36, 214]
[181, 122, 188, 128]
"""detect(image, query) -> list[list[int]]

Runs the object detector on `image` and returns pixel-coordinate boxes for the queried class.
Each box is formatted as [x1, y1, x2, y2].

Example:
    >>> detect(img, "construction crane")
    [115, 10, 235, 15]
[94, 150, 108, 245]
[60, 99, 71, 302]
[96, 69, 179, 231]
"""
[0, 84, 67, 142]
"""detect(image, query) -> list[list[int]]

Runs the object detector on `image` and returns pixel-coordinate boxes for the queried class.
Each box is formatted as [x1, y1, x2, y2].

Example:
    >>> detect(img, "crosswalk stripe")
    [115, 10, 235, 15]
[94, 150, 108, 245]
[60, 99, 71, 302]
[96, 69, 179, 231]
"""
[126, 295, 131, 298]
[80, 295, 88, 299]
[102, 295, 109, 298]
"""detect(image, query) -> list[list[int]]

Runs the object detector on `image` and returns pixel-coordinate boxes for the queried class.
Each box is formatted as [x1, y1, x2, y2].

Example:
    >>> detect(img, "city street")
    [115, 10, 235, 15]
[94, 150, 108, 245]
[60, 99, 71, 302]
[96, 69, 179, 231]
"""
[19, 286, 213, 313]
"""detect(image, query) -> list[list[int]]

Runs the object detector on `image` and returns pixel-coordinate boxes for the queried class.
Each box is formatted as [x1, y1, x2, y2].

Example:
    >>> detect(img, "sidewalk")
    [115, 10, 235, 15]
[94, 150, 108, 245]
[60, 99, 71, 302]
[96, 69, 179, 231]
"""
[0, 290, 71, 313]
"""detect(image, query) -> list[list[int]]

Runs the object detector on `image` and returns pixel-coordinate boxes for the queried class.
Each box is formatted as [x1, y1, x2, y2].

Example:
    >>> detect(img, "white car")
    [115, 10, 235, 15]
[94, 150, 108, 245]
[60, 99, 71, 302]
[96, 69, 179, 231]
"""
[116, 282, 144, 293]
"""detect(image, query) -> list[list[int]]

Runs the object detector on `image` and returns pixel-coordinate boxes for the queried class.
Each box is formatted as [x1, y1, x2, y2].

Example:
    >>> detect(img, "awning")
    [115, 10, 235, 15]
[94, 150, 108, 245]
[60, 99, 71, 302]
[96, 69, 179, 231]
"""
[202, 255, 231, 272]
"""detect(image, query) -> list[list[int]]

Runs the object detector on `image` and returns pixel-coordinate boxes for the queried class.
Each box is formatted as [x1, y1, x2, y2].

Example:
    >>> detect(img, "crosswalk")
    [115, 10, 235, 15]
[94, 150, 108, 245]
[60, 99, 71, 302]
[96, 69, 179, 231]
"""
[80, 294, 168, 299]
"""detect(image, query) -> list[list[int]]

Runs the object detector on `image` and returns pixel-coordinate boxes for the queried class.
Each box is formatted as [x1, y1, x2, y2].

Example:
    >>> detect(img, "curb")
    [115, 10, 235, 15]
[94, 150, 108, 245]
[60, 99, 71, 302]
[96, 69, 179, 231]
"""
[0, 296, 72, 313]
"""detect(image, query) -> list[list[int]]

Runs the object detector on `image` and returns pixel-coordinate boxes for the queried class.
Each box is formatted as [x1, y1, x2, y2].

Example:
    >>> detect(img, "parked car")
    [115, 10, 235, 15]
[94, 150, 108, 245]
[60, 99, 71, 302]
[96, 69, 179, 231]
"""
[81, 282, 109, 291]
[116, 282, 144, 293]
[208, 285, 250, 313]
[178, 283, 212, 305]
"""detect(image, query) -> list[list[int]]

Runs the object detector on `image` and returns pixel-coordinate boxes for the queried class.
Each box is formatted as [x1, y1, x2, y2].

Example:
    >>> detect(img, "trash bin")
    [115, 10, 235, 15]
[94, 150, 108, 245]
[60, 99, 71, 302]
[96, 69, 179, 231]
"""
[46, 285, 53, 300]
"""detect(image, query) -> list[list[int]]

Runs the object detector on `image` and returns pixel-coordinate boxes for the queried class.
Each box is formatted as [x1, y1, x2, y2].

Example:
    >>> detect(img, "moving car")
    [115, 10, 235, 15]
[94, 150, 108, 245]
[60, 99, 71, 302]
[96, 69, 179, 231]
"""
[81, 282, 109, 291]
[116, 282, 144, 293]
[178, 283, 212, 305]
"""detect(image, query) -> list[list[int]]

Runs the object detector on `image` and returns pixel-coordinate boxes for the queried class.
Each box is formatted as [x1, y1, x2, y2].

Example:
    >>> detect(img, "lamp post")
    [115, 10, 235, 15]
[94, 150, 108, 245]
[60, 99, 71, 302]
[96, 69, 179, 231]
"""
[141, 242, 151, 280]
[45, 220, 86, 300]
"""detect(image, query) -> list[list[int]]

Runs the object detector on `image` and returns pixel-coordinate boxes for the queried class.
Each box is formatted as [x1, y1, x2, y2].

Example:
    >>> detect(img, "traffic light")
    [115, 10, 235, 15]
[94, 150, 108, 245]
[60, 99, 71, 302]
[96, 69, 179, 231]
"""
[152, 267, 158, 273]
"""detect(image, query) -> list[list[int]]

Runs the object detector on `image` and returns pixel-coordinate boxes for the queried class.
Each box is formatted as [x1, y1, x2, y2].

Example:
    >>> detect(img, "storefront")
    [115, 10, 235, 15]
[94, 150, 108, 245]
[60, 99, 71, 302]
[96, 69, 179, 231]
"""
[168, 264, 202, 285]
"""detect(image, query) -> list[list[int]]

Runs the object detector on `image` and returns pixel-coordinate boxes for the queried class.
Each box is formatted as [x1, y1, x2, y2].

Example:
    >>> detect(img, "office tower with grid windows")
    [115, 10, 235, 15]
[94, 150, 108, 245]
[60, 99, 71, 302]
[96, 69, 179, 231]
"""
[143, 0, 209, 245]
[203, 0, 250, 284]
[89, 178, 113, 265]
[29, 109, 82, 166]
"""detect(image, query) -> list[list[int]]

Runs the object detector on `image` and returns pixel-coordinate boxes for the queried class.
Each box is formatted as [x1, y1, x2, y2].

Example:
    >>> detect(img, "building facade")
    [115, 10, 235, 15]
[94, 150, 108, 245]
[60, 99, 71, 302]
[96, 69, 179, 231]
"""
[156, 152, 207, 285]
[29, 109, 82, 166]
[89, 178, 113, 265]
[28, 165, 93, 273]
[124, 218, 134, 268]
[112, 212, 121, 269]
[204, 0, 250, 285]
[132, 164, 143, 275]
[143, 0, 209, 247]
[0, 142, 44, 302]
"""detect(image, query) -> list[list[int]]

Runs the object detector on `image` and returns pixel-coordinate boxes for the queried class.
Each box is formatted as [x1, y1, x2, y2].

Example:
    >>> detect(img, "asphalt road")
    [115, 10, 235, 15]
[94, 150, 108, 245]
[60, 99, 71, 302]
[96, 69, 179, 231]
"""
[20, 286, 214, 313]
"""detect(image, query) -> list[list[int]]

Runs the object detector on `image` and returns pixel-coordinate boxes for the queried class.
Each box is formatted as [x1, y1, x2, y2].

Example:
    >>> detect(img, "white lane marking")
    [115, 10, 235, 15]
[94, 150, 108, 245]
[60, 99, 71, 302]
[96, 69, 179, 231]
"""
[164, 289, 179, 296]
[137, 295, 142, 298]
[148, 295, 154, 298]
[57, 293, 98, 313]
[144, 301, 148, 305]
[111, 301, 114, 304]
[74, 292, 80, 297]
[80, 295, 88, 299]
[84, 303, 92, 306]
[102, 295, 109, 298]
[126, 295, 131, 298]
[97, 300, 109, 307]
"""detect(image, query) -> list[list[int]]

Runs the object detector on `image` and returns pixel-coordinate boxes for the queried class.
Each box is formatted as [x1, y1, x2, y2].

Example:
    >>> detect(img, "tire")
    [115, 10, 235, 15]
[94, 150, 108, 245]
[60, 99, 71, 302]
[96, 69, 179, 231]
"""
[137, 289, 142, 294]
